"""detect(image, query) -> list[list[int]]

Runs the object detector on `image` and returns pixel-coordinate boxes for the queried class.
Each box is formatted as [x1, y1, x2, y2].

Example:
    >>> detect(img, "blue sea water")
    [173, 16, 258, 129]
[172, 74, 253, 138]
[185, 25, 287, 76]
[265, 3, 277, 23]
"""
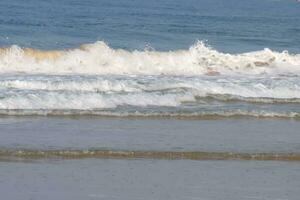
[0, 0, 300, 118]
[0, 0, 300, 52]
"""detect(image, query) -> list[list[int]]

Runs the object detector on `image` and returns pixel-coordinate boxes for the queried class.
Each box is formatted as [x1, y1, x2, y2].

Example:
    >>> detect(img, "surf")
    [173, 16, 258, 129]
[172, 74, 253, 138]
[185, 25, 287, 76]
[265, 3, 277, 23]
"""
[0, 41, 299, 75]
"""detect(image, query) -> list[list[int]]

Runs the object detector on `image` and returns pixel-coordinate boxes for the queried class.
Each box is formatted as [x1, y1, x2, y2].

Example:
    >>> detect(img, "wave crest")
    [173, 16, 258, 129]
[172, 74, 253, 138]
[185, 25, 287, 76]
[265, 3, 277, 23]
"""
[0, 41, 299, 75]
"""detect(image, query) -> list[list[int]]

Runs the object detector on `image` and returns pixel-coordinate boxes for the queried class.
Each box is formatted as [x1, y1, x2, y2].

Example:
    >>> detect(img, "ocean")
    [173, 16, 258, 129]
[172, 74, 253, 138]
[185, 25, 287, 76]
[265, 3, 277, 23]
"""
[0, 0, 300, 199]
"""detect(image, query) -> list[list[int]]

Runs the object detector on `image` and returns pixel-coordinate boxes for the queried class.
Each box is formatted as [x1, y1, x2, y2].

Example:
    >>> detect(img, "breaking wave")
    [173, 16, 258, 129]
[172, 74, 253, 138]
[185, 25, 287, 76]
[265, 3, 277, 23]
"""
[0, 42, 299, 118]
[0, 41, 299, 75]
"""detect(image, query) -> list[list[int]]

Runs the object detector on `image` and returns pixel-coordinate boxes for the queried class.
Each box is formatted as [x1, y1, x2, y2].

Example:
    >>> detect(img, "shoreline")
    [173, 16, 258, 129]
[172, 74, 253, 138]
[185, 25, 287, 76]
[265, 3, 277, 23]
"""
[1, 149, 300, 162]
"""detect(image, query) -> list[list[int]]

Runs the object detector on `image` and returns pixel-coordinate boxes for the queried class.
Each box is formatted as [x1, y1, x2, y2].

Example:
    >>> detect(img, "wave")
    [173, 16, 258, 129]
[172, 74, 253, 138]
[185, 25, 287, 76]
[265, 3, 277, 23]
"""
[1, 75, 300, 110]
[0, 41, 299, 75]
[0, 109, 299, 119]
[1, 149, 299, 161]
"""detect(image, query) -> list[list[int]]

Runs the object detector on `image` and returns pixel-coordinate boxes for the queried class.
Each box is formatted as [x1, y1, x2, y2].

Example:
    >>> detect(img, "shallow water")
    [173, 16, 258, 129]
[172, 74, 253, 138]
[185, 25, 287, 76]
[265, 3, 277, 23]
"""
[1, 117, 300, 153]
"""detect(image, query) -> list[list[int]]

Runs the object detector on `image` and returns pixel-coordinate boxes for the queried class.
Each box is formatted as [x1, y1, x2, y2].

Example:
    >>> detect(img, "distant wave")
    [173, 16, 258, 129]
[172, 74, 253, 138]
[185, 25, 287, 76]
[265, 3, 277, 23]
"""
[0, 41, 299, 75]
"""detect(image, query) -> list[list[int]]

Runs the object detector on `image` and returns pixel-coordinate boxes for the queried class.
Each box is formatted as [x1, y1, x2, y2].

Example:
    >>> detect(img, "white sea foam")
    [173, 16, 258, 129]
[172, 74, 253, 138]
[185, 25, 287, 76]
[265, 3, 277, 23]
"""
[0, 90, 193, 110]
[0, 109, 298, 119]
[1, 75, 300, 100]
[0, 42, 299, 116]
[0, 77, 300, 117]
[0, 41, 299, 75]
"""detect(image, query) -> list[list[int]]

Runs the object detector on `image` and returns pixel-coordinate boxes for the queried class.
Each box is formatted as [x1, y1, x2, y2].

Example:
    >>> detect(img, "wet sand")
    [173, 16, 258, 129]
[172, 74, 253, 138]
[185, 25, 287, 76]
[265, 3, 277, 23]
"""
[1, 159, 300, 200]
[1, 117, 300, 200]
